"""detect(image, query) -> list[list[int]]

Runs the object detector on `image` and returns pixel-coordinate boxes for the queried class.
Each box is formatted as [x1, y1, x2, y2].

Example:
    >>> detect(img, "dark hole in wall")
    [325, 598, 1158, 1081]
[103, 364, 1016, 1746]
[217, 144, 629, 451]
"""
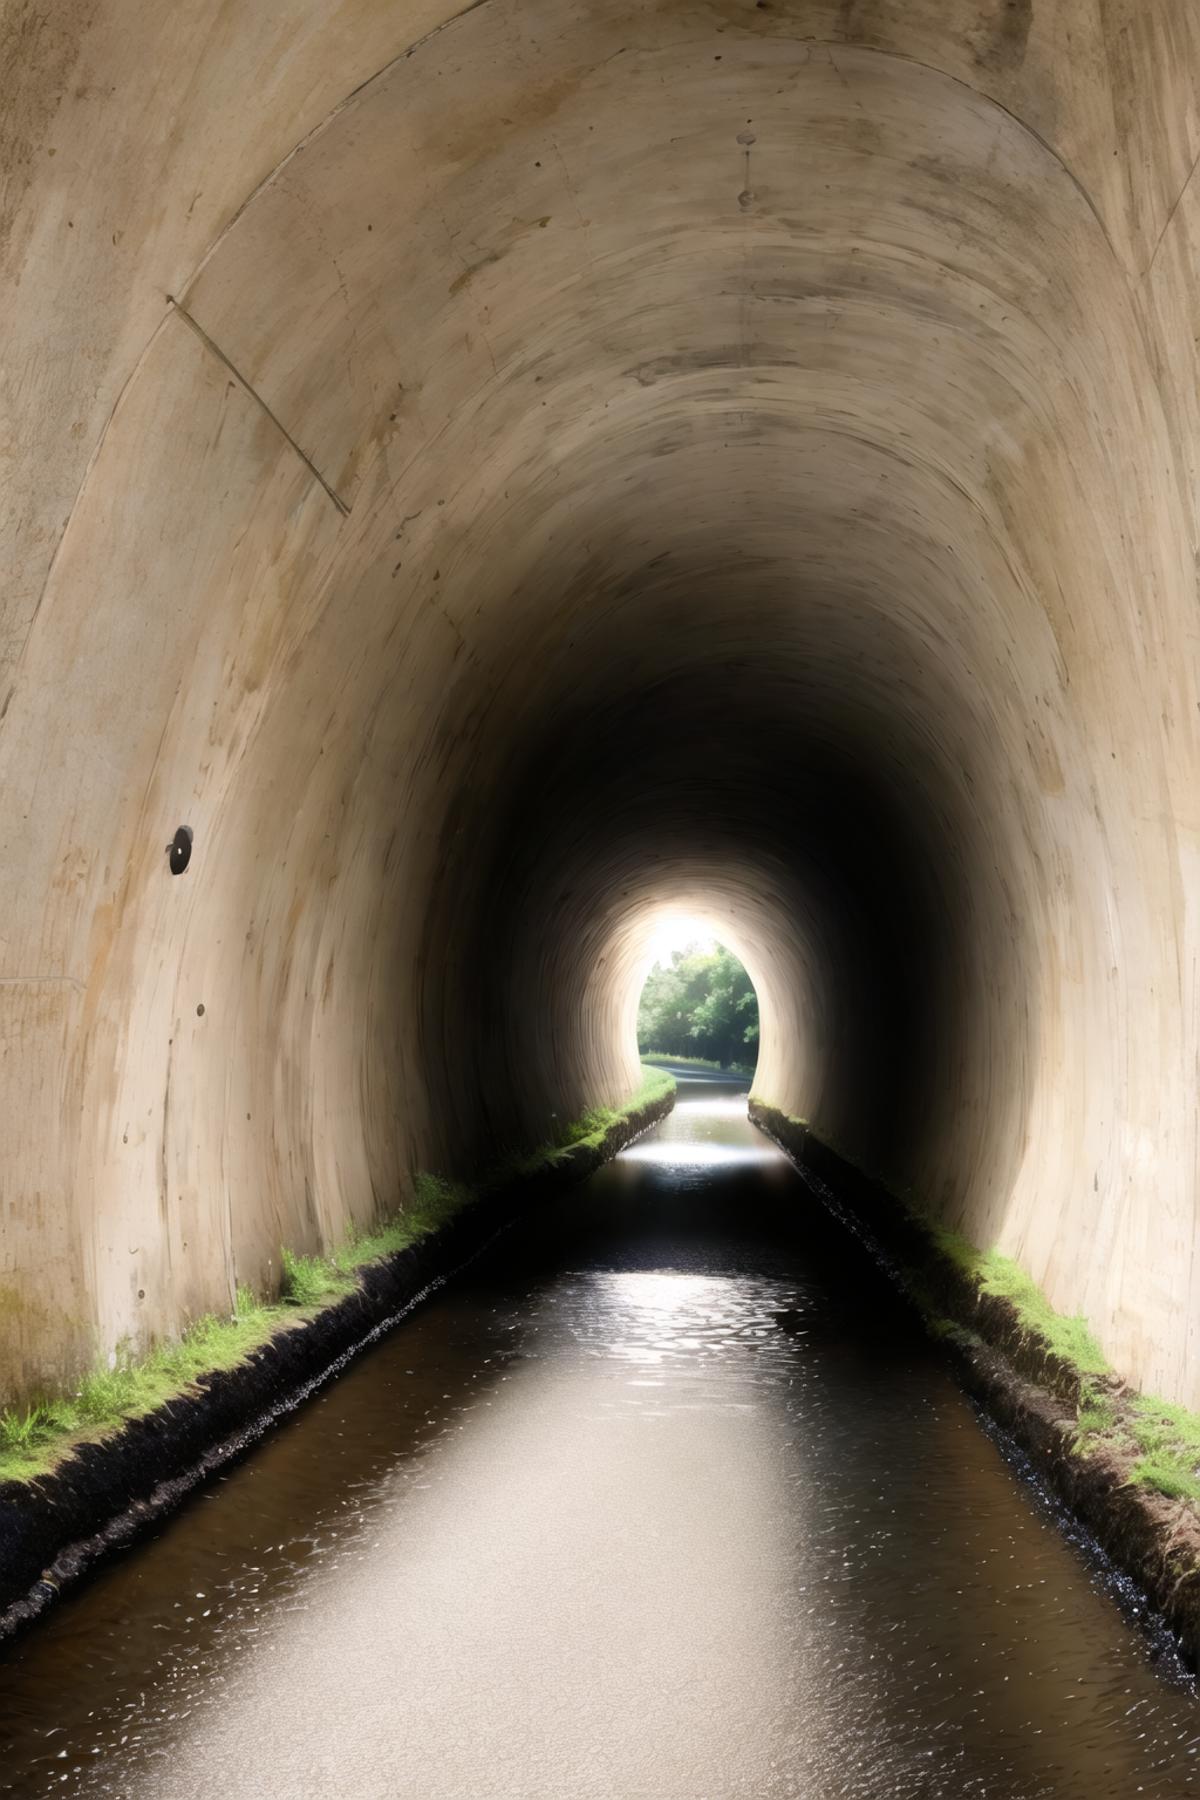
[168, 826, 193, 875]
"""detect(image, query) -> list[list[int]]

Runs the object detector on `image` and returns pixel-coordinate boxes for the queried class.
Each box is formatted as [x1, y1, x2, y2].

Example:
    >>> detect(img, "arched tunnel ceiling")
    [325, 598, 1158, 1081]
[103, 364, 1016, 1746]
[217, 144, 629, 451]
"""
[4, 1, 1200, 1408]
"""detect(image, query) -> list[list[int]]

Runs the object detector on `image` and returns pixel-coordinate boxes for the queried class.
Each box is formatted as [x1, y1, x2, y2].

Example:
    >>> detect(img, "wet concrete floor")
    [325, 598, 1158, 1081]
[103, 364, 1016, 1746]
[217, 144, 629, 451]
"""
[2, 1070, 1199, 1796]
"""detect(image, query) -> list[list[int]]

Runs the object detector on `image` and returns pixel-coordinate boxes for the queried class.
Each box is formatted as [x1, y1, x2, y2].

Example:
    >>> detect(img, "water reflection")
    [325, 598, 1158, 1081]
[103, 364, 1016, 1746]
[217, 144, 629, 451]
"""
[0, 1069, 1197, 1797]
[621, 1140, 777, 1167]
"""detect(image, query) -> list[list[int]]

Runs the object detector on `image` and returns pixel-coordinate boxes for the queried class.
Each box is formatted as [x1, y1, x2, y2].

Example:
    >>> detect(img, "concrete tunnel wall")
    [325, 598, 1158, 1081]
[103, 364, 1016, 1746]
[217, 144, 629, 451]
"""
[4, 0, 1200, 1408]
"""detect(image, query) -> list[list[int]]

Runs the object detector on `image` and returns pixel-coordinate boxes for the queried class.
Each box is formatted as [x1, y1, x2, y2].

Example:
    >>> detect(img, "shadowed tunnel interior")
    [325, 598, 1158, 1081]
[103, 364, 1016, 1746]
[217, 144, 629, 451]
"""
[5, 1, 1200, 1413]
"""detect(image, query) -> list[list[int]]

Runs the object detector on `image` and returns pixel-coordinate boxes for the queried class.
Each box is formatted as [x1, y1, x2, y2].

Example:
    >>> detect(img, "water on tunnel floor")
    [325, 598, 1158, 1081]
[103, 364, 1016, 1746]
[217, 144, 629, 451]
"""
[2, 1072, 1199, 1798]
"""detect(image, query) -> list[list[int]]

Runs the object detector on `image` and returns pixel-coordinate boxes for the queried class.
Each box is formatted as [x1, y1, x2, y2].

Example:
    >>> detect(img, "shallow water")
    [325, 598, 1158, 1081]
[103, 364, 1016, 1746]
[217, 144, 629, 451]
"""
[1, 1073, 1198, 1797]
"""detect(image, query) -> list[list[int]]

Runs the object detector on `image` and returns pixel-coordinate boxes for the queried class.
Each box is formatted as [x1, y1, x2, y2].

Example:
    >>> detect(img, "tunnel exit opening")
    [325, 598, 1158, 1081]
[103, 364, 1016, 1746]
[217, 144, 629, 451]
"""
[635, 919, 760, 1079]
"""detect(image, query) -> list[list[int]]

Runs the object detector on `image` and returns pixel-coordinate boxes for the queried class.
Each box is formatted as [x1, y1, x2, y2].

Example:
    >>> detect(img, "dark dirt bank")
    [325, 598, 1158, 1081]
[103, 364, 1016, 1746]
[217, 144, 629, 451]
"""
[0, 1081, 674, 1643]
[751, 1099, 1200, 1671]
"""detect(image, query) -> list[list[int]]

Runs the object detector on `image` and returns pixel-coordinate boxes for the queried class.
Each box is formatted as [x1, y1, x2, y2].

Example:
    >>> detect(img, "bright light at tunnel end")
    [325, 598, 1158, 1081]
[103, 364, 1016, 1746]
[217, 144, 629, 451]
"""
[638, 908, 719, 973]
[621, 904, 763, 1078]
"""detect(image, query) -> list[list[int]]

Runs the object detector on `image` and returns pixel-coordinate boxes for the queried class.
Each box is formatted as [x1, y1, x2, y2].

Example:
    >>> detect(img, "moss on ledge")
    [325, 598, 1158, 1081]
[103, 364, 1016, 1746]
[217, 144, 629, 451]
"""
[748, 1099, 1200, 1513]
[0, 1065, 675, 1488]
[925, 1225, 1110, 1378]
[749, 1096, 1200, 1665]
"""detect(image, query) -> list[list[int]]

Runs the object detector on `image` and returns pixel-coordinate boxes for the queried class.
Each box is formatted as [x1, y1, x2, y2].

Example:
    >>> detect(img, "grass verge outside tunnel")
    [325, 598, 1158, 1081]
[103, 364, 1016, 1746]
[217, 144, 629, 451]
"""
[0, 1065, 674, 1485]
[640, 1051, 757, 1076]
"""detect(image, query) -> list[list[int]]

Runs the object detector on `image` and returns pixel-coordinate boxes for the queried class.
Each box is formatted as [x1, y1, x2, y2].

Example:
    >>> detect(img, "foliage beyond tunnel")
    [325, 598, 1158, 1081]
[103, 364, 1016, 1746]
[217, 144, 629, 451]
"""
[638, 943, 759, 1073]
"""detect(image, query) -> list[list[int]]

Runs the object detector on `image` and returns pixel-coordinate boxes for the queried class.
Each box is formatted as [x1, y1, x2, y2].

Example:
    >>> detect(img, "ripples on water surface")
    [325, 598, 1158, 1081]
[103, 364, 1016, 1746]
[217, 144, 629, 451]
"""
[1, 1072, 1198, 1796]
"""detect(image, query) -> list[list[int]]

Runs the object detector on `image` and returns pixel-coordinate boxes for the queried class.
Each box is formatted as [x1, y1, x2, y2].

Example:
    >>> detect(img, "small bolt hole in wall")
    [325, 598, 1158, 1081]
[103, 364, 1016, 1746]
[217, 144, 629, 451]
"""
[168, 826, 193, 875]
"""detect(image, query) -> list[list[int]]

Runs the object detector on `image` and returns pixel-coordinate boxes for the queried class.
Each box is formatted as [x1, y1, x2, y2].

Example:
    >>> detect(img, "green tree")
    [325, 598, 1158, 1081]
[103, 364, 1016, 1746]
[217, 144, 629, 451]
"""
[637, 942, 759, 1069]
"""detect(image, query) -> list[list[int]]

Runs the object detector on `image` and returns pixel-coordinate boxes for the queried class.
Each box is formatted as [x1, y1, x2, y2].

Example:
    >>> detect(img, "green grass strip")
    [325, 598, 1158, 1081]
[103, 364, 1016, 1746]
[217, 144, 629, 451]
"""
[929, 1234, 1200, 1504]
[759, 1102, 1200, 1510]
[0, 1065, 674, 1486]
[641, 1051, 755, 1075]
[926, 1224, 1110, 1376]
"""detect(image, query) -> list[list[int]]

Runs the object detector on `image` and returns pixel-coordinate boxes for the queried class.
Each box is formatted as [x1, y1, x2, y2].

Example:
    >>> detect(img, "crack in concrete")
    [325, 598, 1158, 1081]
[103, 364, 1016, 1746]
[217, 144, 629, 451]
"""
[1142, 140, 1200, 283]
[167, 297, 351, 517]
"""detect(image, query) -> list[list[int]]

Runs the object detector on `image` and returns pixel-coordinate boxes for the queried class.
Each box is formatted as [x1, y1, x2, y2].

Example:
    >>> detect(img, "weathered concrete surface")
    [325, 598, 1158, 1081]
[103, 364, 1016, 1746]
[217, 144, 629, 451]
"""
[3, 3, 1200, 1406]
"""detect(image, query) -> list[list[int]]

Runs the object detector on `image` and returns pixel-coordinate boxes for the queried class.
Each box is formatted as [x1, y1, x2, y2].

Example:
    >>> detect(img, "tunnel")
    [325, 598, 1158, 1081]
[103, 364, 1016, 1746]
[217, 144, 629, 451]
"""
[5, 0, 1200, 1437]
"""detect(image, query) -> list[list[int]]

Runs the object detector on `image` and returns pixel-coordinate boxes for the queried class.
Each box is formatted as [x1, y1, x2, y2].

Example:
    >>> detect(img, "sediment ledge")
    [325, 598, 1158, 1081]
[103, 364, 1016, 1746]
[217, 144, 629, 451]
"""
[0, 1079, 674, 1643]
[751, 1099, 1200, 1670]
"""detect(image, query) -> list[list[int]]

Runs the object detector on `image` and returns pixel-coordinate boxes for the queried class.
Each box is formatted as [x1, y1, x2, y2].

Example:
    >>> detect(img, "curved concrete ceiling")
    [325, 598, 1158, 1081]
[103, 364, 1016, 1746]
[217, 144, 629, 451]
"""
[4, 1, 1200, 1407]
